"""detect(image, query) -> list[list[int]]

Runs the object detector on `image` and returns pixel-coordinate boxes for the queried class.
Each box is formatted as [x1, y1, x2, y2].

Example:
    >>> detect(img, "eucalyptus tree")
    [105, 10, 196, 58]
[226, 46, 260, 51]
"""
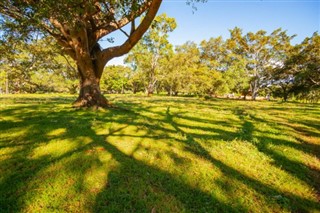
[170, 41, 201, 95]
[293, 33, 320, 93]
[161, 50, 185, 96]
[276, 32, 320, 101]
[125, 13, 176, 95]
[228, 27, 295, 100]
[200, 36, 226, 71]
[169, 41, 225, 96]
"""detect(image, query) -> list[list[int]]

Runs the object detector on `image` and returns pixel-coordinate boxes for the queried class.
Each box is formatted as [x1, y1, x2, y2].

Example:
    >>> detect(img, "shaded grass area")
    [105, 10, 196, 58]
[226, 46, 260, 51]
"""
[0, 94, 319, 212]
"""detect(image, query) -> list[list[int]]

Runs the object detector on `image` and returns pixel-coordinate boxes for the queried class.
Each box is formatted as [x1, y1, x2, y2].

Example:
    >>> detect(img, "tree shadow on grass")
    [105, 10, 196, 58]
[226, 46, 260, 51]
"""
[93, 105, 319, 212]
[93, 137, 239, 213]
[165, 106, 319, 212]
[0, 96, 319, 212]
[233, 107, 320, 209]
[0, 105, 100, 211]
[0, 104, 238, 212]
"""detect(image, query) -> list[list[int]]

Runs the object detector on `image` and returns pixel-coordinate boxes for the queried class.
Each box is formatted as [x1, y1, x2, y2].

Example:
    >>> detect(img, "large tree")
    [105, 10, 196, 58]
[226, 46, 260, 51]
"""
[274, 32, 320, 101]
[0, 0, 164, 107]
[228, 27, 295, 100]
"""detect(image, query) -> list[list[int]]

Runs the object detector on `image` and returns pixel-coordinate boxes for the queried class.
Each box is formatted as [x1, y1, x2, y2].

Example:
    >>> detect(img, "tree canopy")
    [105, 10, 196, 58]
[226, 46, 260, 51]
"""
[0, 0, 164, 107]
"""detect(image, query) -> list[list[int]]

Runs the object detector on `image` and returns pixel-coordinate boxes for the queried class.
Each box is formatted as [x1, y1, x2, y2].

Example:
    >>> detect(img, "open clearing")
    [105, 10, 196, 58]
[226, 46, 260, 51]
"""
[0, 94, 319, 212]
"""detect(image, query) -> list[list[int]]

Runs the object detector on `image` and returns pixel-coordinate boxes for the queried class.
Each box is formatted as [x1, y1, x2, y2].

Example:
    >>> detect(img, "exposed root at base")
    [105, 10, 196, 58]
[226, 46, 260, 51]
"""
[72, 99, 134, 112]
[72, 96, 112, 109]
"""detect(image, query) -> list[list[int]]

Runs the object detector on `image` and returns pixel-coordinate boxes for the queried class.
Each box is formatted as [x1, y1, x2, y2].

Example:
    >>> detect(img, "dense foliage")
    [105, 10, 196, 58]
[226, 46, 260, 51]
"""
[0, 37, 78, 94]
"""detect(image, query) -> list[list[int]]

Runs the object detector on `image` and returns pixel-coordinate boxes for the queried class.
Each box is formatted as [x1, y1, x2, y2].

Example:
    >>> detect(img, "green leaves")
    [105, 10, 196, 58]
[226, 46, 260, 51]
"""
[0, 37, 78, 93]
[101, 65, 132, 94]
[125, 13, 177, 94]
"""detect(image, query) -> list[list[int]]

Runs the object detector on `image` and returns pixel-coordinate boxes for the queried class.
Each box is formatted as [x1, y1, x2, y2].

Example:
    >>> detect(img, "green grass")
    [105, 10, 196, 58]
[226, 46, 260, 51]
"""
[0, 94, 319, 212]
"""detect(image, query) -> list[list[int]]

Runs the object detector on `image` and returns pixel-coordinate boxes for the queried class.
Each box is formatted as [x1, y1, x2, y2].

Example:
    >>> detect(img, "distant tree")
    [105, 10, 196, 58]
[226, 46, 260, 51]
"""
[0, 40, 12, 94]
[0, 37, 78, 94]
[224, 56, 251, 98]
[292, 33, 320, 97]
[268, 49, 296, 101]
[126, 68, 145, 94]
[165, 41, 201, 95]
[160, 42, 197, 96]
[200, 37, 226, 71]
[166, 41, 225, 96]
[101, 65, 131, 94]
[228, 27, 295, 100]
[267, 33, 319, 102]
[200, 36, 247, 97]
[125, 14, 176, 96]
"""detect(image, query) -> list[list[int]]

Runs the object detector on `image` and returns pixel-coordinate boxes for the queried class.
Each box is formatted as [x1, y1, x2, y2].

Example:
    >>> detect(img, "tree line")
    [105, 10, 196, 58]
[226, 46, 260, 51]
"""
[1, 14, 319, 102]
[103, 14, 320, 102]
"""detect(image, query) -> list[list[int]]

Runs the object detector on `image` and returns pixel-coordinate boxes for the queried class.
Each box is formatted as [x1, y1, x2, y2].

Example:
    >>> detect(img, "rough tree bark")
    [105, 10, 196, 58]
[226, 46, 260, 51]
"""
[250, 78, 259, 101]
[71, 0, 163, 108]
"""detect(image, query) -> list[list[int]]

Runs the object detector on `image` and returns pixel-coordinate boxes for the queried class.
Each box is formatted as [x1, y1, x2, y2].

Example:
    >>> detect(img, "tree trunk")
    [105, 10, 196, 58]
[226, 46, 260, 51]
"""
[146, 87, 154, 96]
[283, 88, 288, 102]
[72, 65, 109, 108]
[5, 70, 9, 94]
[146, 80, 156, 96]
[250, 79, 259, 101]
[121, 84, 124, 94]
[243, 94, 247, 100]
[73, 77, 109, 108]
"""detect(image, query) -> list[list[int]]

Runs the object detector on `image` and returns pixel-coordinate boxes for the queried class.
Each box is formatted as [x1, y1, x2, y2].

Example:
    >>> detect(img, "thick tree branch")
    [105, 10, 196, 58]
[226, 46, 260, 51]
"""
[98, 0, 162, 70]
[93, 0, 153, 42]
[49, 18, 71, 40]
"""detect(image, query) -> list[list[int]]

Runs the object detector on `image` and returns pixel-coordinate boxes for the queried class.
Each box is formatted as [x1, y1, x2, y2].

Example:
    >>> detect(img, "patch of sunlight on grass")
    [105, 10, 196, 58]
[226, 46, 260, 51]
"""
[46, 128, 67, 137]
[1, 127, 31, 139]
[22, 150, 120, 212]
[271, 144, 320, 166]
[300, 135, 320, 145]
[211, 139, 318, 203]
[31, 137, 92, 159]
[0, 115, 24, 122]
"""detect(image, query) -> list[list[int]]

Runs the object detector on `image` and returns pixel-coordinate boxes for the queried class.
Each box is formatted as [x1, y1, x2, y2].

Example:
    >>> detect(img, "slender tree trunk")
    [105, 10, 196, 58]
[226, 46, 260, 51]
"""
[5, 70, 9, 94]
[146, 78, 156, 96]
[121, 84, 124, 94]
[283, 87, 288, 102]
[243, 93, 247, 100]
[146, 85, 154, 96]
[133, 86, 138, 94]
[251, 79, 259, 101]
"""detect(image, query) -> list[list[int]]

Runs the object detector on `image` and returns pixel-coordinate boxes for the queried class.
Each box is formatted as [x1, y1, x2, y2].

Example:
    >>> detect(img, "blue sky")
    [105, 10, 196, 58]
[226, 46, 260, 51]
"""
[107, 0, 320, 65]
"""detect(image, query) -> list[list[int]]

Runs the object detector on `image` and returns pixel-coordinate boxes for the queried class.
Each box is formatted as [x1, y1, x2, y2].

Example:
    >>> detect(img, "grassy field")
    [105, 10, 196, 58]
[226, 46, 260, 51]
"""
[0, 94, 319, 213]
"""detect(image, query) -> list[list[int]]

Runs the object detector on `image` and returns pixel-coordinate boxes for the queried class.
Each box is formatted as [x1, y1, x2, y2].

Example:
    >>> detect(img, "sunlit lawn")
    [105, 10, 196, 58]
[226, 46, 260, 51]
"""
[0, 94, 319, 212]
